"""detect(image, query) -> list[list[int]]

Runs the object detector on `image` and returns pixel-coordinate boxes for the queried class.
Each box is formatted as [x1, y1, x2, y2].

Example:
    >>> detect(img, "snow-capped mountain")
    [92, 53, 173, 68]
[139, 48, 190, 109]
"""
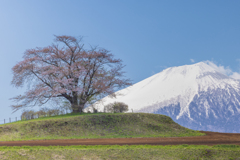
[88, 62, 240, 133]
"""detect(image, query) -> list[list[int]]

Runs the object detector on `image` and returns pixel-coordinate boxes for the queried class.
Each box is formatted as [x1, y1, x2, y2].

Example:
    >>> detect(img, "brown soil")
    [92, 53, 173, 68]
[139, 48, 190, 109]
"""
[0, 131, 240, 146]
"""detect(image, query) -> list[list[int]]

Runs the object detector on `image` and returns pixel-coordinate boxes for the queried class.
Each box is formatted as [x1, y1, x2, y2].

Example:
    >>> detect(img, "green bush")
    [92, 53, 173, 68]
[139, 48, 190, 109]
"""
[104, 102, 128, 113]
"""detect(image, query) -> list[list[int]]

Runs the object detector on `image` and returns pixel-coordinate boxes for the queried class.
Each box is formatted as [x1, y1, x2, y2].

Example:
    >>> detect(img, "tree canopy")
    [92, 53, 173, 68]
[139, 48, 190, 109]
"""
[11, 35, 131, 113]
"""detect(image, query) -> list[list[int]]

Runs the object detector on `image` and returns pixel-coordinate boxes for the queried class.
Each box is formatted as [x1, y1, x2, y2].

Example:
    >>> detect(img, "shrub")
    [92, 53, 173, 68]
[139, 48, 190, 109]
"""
[21, 110, 36, 120]
[21, 107, 64, 120]
[104, 102, 128, 113]
[93, 108, 98, 113]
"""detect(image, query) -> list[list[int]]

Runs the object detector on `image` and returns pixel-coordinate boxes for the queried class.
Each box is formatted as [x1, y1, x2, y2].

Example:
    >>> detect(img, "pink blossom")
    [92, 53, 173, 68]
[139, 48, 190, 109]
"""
[11, 35, 131, 113]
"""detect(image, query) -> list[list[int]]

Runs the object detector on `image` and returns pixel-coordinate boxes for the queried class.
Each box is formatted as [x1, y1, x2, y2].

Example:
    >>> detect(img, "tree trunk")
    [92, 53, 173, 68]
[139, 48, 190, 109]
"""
[79, 100, 86, 113]
[71, 102, 79, 113]
[71, 101, 86, 113]
[71, 93, 86, 113]
[71, 94, 79, 113]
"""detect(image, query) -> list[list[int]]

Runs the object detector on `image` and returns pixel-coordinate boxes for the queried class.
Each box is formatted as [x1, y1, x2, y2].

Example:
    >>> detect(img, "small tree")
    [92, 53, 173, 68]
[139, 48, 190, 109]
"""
[104, 103, 114, 113]
[38, 107, 49, 117]
[11, 35, 131, 113]
[36, 109, 47, 118]
[21, 110, 36, 120]
[93, 108, 98, 113]
[104, 102, 128, 113]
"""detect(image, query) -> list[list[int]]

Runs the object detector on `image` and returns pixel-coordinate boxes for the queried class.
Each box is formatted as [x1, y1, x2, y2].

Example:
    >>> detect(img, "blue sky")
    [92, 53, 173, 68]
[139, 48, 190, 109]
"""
[0, 0, 239, 120]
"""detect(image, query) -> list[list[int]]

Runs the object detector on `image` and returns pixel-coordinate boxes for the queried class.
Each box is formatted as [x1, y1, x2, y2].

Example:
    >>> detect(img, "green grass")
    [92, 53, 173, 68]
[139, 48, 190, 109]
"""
[0, 145, 240, 160]
[0, 113, 204, 141]
[0, 112, 107, 126]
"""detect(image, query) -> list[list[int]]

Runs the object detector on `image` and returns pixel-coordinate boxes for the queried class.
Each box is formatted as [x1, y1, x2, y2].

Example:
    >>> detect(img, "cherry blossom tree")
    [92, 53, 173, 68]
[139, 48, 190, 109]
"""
[11, 35, 131, 113]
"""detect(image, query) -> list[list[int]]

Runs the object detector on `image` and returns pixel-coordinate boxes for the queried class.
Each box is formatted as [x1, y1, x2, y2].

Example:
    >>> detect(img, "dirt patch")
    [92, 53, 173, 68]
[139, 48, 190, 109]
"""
[0, 131, 240, 146]
[0, 151, 6, 160]
[52, 154, 65, 160]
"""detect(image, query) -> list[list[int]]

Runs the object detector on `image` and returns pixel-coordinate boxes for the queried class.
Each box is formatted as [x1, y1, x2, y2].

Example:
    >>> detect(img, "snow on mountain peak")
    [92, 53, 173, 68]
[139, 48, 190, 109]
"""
[88, 62, 240, 120]
[85, 61, 240, 133]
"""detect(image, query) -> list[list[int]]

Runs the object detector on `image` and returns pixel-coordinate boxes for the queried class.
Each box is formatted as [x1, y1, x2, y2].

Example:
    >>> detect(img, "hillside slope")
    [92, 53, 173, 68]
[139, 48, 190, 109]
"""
[0, 113, 204, 141]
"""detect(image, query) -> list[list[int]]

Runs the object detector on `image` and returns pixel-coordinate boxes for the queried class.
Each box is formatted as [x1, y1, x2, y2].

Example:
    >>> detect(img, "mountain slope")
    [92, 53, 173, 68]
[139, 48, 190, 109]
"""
[89, 62, 240, 133]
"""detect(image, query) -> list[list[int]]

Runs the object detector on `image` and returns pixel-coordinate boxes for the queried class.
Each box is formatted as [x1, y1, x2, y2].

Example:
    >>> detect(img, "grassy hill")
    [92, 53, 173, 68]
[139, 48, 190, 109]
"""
[0, 113, 204, 141]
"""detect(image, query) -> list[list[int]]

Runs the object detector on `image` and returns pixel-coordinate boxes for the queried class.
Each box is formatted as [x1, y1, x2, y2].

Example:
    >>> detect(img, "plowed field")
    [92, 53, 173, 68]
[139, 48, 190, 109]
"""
[0, 131, 239, 146]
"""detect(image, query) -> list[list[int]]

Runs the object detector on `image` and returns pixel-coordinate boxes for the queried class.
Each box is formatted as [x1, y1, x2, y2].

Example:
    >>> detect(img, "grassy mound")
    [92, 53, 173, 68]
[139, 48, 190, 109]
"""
[0, 113, 204, 141]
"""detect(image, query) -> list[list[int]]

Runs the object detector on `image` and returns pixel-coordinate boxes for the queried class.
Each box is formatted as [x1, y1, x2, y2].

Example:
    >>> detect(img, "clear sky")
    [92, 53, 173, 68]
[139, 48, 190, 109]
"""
[0, 0, 240, 121]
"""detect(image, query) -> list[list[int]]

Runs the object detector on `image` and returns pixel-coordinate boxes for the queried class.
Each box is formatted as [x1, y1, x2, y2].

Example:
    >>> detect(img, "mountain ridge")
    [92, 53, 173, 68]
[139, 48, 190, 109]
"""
[88, 62, 240, 133]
